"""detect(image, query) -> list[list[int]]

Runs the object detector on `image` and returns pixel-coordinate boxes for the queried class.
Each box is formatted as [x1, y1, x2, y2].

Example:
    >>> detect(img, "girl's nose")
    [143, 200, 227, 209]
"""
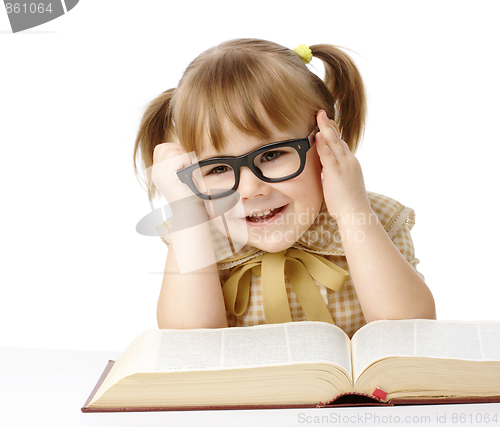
[237, 167, 272, 200]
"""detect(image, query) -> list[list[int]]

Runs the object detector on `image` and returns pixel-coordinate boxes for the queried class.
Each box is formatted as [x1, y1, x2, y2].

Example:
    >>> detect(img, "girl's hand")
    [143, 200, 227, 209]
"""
[315, 110, 372, 220]
[152, 143, 211, 236]
[152, 143, 201, 205]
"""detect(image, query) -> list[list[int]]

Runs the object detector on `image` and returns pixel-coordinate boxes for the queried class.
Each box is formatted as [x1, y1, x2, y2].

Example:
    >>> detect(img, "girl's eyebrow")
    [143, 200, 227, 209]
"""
[199, 143, 268, 162]
[197, 150, 227, 162]
[198, 152, 236, 162]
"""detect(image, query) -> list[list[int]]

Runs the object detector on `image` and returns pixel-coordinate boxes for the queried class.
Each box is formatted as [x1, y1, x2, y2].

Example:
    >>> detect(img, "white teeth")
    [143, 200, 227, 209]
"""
[250, 209, 272, 218]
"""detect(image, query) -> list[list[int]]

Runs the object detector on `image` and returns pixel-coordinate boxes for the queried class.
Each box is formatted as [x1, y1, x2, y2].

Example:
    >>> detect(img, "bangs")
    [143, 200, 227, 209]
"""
[172, 41, 322, 154]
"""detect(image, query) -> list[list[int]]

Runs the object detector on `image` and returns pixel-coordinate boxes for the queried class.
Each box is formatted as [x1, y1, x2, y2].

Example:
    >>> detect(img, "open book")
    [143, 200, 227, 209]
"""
[82, 320, 500, 412]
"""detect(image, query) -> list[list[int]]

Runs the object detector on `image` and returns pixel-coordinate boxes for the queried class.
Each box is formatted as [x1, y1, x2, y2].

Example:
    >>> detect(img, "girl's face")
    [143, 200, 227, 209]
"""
[198, 117, 324, 253]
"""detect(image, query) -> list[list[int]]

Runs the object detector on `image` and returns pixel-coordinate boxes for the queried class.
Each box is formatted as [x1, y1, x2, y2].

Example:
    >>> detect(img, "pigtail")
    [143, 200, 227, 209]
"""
[133, 88, 176, 198]
[310, 45, 366, 153]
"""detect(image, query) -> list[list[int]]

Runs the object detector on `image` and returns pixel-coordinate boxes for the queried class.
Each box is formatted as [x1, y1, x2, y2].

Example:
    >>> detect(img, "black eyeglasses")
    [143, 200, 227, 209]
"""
[176, 127, 318, 200]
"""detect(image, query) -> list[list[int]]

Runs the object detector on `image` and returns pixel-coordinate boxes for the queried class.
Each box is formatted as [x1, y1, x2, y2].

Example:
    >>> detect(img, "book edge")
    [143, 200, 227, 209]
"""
[82, 360, 116, 410]
[81, 402, 320, 412]
[81, 361, 500, 412]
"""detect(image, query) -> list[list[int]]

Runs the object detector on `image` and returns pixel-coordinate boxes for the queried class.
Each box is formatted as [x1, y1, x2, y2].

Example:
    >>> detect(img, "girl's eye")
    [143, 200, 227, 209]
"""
[207, 165, 231, 175]
[261, 150, 283, 162]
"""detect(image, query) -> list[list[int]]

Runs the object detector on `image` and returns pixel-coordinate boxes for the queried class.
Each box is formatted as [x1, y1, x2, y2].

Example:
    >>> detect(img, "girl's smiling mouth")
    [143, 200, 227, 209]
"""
[245, 204, 288, 224]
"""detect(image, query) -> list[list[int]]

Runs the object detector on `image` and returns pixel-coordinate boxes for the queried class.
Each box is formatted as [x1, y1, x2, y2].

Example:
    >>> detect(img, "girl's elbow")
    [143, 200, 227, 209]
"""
[418, 289, 437, 320]
[422, 300, 437, 320]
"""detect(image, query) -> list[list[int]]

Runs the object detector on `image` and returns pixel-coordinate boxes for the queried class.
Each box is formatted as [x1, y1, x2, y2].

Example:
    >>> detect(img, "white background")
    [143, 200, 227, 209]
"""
[1, 0, 499, 352]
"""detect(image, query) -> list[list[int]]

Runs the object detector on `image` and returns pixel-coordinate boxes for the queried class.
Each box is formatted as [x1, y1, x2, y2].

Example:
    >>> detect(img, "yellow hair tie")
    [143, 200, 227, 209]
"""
[293, 44, 312, 64]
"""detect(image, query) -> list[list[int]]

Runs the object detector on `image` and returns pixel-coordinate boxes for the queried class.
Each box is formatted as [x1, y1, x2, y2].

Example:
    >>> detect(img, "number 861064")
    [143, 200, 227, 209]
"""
[5, 3, 53, 14]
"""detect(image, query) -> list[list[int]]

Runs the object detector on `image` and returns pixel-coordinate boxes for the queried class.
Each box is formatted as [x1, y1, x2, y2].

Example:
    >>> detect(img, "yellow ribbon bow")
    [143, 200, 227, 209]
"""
[222, 248, 349, 324]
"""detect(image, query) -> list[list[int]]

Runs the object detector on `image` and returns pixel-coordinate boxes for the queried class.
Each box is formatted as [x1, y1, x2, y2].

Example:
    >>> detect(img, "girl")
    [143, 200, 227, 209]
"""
[133, 38, 436, 336]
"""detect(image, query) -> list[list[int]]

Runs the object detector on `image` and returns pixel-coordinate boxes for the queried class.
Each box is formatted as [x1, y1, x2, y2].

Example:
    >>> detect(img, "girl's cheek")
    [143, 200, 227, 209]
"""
[306, 146, 323, 173]
[211, 216, 250, 247]
[305, 154, 324, 192]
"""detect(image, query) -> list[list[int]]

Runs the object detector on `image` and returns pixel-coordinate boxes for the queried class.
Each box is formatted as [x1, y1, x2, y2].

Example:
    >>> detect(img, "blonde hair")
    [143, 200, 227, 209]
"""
[133, 38, 366, 197]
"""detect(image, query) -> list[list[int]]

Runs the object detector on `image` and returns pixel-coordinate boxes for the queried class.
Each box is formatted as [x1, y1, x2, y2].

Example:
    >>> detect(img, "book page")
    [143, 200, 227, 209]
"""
[222, 321, 351, 373]
[283, 321, 351, 375]
[351, 320, 500, 382]
[478, 322, 500, 359]
[90, 330, 152, 404]
[155, 328, 224, 370]
[145, 321, 350, 374]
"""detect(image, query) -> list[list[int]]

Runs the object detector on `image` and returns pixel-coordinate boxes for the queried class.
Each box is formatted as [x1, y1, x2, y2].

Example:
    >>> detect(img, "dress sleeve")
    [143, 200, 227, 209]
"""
[390, 221, 425, 282]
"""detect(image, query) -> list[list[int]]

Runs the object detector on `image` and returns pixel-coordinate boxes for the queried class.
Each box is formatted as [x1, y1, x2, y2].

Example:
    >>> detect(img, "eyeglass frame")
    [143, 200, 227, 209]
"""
[176, 127, 319, 200]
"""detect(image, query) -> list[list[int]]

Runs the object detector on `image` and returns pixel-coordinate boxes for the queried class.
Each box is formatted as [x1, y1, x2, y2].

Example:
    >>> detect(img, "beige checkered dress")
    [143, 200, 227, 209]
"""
[162, 191, 423, 338]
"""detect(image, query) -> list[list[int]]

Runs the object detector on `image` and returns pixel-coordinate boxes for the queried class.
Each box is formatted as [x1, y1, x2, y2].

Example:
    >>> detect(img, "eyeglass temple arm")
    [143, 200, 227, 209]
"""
[308, 126, 319, 145]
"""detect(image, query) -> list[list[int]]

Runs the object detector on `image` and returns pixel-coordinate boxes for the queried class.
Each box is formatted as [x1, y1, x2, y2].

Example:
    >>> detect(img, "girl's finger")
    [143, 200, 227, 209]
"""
[153, 142, 186, 163]
[329, 120, 350, 156]
[316, 111, 347, 157]
[315, 131, 339, 167]
[337, 138, 351, 155]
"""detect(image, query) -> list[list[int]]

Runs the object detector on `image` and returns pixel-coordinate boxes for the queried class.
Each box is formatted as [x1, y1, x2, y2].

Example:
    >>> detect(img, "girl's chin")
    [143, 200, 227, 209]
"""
[216, 224, 295, 253]
[245, 237, 296, 254]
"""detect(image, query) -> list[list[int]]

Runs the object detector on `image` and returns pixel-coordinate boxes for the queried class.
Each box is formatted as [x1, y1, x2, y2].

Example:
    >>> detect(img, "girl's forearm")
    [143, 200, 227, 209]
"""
[157, 223, 228, 329]
[337, 207, 436, 323]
